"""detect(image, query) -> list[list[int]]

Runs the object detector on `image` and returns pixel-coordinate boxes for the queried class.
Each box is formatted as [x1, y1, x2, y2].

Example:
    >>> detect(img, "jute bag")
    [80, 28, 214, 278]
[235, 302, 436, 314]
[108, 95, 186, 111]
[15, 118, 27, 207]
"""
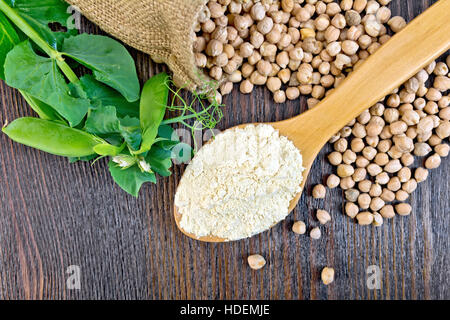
[66, 0, 210, 91]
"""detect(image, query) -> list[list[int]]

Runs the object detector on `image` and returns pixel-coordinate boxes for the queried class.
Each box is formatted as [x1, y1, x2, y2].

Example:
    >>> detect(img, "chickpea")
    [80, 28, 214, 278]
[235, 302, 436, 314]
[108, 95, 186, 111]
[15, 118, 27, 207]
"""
[286, 87, 300, 100]
[278, 68, 291, 84]
[209, 66, 223, 80]
[228, 70, 242, 83]
[292, 221, 306, 235]
[435, 144, 450, 157]
[358, 180, 372, 193]
[357, 193, 371, 210]
[345, 202, 359, 218]
[310, 227, 321, 239]
[328, 151, 343, 165]
[380, 188, 395, 202]
[327, 174, 341, 188]
[369, 183, 382, 197]
[257, 16, 274, 35]
[321, 267, 335, 285]
[356, 211, 374, 225]
[387, 177, 401, 192]
[317, 209, 331, 224]
[414, 167, 429, 183]
[250, 2, 266, 21]
[240, 79, 254, 94]
[425, 153, 441, 169]
[247, 254, 266, 270]
[397, 167, 411, 183]
[402, 179, 417, 194]
[388, 16, 406, 33]
[380, 205, 395, 219]
[396, 190, 409, 201]
[345, 188, 360, 202]
[206, 39, 224, 57]
[340, 177, 356, 190]
[219, 81, 233, 96]
[266, 77, 282, 93]
[273, 90, 286, 103]
[395, 203, 412, 216]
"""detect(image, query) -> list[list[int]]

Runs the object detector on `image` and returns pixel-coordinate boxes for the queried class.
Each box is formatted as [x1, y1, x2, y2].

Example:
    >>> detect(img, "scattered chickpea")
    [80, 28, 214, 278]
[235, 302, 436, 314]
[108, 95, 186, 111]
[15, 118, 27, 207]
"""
[310, 227, 321, 239]
[312, 184, 327, 199]
[316, 209, 332, 224]
[247, 254, 266, 270]
[327, 174, 341, 188]
[292, 221, 306, 235]
[321, 267, 335, 285]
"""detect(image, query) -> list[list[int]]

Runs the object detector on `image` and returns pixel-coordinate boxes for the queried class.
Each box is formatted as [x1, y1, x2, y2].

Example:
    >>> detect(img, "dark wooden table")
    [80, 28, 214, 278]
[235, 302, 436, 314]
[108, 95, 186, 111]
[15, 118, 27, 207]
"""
[0, 0, 448, 300]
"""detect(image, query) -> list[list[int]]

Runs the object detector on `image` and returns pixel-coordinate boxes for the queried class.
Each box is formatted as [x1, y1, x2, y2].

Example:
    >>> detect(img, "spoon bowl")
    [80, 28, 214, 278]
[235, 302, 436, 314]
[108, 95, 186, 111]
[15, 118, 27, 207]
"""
[174, 0, 450, 242]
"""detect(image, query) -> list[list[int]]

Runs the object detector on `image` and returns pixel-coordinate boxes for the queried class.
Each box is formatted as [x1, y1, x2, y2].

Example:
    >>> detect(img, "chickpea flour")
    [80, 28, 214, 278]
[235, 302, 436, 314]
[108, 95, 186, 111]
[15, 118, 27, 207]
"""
[175, 124, 304, 241]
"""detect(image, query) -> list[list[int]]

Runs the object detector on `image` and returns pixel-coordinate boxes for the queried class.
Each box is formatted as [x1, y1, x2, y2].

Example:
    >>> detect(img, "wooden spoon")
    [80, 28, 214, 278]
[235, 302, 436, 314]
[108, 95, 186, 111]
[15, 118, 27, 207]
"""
[174, 0, 450, 242]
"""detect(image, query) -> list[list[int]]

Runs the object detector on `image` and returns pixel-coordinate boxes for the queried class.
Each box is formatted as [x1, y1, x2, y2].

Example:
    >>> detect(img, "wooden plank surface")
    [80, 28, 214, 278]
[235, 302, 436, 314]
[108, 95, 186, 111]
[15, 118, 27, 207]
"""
[0, 0, 448, 300]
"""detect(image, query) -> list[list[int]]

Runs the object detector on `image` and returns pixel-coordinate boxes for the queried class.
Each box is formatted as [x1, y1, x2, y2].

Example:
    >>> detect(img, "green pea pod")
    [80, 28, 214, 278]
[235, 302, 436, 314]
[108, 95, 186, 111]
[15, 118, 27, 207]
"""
[93, 143, 125, 156]
[133, 72, 169, 155]
[2, 117, 105, 157]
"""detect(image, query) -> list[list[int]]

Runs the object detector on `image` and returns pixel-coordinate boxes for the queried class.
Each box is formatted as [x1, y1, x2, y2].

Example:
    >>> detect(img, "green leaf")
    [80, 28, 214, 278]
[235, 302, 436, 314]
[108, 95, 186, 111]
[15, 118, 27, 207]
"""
[0, 11, 20, 79]
[155, 124, 181, 150]
[2, 117, 103, 157]
[147, 145, 172, 177]
[84, 105, 142, 151]
[4, 40, 89, 126]
[5, 0, 74, 50]
[20, 90, 64, 121]
[134, 73, 169, 154]
[79, 74, 139, 118]
[62, 34, 140, 102]
[108, 161, 156, 197]
[5, 0, 71, 26]
[84, 105, 120, 135]
[119, 116, 142, 151]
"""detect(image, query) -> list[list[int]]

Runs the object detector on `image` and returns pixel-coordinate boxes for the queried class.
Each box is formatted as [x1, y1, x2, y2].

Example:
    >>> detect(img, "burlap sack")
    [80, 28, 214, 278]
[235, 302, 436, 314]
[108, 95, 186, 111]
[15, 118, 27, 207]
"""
[66, 0, 211, 92]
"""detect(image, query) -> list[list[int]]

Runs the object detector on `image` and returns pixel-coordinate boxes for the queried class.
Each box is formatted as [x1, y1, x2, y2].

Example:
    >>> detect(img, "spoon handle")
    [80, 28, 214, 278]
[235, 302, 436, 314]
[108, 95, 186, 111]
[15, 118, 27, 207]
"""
[287, 0, 450, 154]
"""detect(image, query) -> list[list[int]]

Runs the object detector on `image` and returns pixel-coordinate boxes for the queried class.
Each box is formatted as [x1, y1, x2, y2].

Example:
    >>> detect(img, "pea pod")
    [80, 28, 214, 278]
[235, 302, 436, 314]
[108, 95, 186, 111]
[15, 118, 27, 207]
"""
[2, 117, 105, 157]
[133, 72, 169, 154]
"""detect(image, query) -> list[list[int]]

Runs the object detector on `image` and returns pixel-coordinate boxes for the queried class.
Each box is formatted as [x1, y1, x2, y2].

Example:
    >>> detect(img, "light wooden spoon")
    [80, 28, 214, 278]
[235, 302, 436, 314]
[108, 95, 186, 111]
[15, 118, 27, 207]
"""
[174, 0, 450, 242]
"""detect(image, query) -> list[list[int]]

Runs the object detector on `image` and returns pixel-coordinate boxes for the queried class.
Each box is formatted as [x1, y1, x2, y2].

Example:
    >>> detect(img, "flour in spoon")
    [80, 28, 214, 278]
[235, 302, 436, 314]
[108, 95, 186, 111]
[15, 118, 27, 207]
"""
[174, 124, 304, 241]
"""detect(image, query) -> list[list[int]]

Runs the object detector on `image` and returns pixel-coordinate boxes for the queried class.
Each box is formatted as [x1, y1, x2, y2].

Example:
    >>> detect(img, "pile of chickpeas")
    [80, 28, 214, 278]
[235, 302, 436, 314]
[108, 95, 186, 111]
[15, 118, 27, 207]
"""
[196, 1, 449, 236]
[316, 57, 450, 226]
[194, 0, 407, 104]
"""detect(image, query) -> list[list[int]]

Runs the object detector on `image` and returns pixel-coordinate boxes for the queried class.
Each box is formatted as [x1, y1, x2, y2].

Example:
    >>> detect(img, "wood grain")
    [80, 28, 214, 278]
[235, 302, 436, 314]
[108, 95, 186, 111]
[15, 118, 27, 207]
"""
[0, 0, 448, 300]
